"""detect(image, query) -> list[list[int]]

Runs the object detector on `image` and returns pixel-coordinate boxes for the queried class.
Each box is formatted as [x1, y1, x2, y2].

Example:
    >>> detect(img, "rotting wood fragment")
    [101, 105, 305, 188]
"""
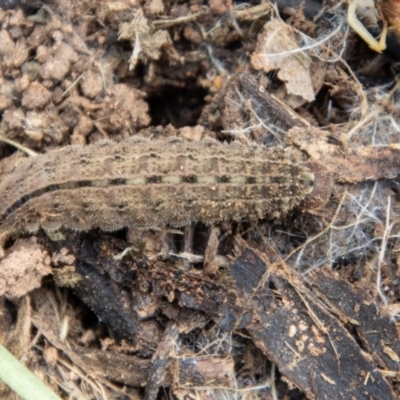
[145, 323, 177, 400]
[144, 260, 245, 331]
[47, 231, 400, 399]
[229, 238, 397, 400]
[308, 267, 400, 372]
[70, 235, 162, 354]
[135, 236, 399, 398]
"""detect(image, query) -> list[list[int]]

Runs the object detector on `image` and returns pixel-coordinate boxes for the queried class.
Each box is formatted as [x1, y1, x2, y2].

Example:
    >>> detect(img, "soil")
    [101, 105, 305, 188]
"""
[1, 0, 400, 399]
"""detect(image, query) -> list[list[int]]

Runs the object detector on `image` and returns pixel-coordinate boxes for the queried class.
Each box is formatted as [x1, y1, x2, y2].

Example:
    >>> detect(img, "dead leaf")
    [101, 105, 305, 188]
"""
[251, 19, 315, 102]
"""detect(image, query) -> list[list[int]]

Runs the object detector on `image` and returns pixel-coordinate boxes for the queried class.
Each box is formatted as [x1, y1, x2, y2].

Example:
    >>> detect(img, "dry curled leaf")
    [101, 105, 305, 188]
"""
[251, 19, 315, 102]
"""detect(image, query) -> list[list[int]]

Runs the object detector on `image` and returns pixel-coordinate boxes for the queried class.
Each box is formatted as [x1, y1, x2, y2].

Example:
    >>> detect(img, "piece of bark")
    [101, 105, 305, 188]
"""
[229, 239, 397, 400]
[145, 323, 177, 400]
[73, 236, 161, 352]
[145, 260, 245, 331]
[309, 267, 400, 372]
[45, 231, 400, 398]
